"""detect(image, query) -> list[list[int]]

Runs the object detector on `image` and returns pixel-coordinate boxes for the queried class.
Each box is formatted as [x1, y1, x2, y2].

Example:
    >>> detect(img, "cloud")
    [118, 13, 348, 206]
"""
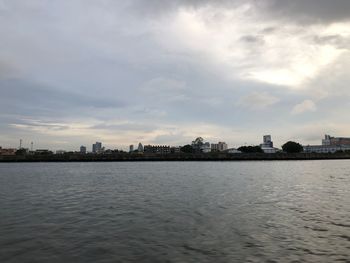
[238, 92, 280, 110]
[1, 0, 350, 150]
[263, 0, 350, 24]
[292, 100, 317, 115]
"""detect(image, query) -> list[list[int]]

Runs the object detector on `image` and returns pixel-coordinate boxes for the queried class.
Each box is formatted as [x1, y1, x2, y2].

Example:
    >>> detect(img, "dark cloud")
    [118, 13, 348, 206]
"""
[263, 0, 350, 24]
[129, 0, 350, 24]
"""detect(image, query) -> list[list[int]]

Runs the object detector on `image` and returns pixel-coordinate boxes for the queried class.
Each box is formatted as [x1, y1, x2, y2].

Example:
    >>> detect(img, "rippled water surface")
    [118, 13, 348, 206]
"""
[0, 161, 349, 262]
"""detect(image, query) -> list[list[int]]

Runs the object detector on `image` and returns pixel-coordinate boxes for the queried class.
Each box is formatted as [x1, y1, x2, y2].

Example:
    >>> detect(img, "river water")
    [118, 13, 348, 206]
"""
[0, 161, 349, 262]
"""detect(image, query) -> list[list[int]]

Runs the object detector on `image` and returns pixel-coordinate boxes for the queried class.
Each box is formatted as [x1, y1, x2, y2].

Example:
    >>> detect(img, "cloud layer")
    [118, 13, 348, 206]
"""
[1, 0, 350, 150]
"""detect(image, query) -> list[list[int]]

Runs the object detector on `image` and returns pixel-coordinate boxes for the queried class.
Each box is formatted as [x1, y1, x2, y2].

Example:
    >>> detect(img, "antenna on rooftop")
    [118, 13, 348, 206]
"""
[31, 142, 33, 151]
[19, 139, 22, 149]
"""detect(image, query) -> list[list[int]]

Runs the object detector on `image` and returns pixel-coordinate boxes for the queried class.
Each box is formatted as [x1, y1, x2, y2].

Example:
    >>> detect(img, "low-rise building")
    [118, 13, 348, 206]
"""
[211, 142, 228, 152]
[226, 148, 242, 154]
[170, 146, 181, 154]
[144, 145, 171, 154]
[0, 147, 16, 156]
[303, 145, 350, 153]
[305, 134, 350, 153]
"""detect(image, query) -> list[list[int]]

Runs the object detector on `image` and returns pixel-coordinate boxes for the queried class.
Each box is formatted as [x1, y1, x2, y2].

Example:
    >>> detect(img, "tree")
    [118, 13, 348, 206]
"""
[282, 141, 303, 153]
[237, 146, 263, 153]
[181, 144, 193, 153]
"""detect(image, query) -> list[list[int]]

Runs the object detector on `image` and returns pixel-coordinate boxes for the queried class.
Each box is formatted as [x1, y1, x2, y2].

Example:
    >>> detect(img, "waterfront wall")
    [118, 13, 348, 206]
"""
[1, 152, 350, 162]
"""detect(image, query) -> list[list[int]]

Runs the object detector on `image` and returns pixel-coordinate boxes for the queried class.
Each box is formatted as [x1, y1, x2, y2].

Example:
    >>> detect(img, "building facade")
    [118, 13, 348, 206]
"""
[92, 142, 102, 153]
[304, 145, 350, 153]
[322, 134, 350, 146]
[260, 135, 278, 153]
[0, 147, 16, 156]
[80, 146, 87, 154]
[137, 143, 144, 152]
[211, 142, 228, 152]
[305, 134, 350, 153]
[144, 145, 171, 154]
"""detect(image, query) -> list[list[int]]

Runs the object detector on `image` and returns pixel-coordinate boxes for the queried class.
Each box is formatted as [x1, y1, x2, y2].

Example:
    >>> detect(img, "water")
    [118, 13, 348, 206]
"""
[0, 161, 349, 262]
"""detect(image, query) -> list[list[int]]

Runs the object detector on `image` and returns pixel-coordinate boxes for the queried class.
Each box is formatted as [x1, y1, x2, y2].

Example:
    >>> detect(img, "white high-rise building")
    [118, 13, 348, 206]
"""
[260, 135, 277, 153]
[92, 142, 102, 153]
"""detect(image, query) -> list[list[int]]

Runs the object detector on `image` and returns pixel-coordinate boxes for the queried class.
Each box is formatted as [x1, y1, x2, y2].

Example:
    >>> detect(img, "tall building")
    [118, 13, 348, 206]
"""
[92, 142, 102, 153]
[260, 135, 277, 153]
[129, 145, 134, 152]
[262, 135, 273, 147]
[80, 146, 87, 154]
[137, 143, 144, 152]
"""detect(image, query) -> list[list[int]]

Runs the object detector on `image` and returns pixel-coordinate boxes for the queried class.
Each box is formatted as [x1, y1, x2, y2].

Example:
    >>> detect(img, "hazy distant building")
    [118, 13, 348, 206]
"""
[56, 150, 66, 154]
[201, 142, 211, 153]
[322, 134, 350, 146]
[144, 145, 171, 154]
[92, 142, 102, 153]
[211, 142, 228, 152]
[137, 143, 144, 152]
[262, 135, 273, 148]
[80, 146, 87, 154]
[129, 145, 134, 152]
[260, 135, 277, 153]
[226, 148, 242, 154]
[0, 147, 16, 156]
[305, 134, 350, 153]
[170, 146, 181, 154]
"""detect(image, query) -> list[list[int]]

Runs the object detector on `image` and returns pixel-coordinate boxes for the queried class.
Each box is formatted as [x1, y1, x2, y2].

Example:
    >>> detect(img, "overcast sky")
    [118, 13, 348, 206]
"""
[1, 0, 350, 150]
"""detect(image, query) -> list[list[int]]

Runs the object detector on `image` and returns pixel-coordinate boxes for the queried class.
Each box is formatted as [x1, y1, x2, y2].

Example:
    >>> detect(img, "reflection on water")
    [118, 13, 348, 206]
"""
[0, 161, 349, 262]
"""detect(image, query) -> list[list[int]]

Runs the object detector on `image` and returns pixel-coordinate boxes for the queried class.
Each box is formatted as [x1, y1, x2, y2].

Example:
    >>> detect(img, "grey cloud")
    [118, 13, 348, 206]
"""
[90, 123, 157, 133]
[263, 0, 350, 24]
[0, 78, 125, 117]
[240, 35, 265, 45]
[130, 0, 350, 24]
[313, 35, 350, 49]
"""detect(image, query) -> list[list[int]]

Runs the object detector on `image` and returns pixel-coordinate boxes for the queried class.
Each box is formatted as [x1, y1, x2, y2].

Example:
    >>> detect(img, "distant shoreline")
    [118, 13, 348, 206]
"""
[1, 152, 350, 162]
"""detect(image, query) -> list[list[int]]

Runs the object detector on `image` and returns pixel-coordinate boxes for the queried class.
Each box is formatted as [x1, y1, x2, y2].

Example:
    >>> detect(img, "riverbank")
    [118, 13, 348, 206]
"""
[1, 152, 350, 162]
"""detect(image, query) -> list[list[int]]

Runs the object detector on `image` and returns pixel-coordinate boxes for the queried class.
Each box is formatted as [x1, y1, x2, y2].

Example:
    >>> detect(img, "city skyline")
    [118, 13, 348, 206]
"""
[1, 1, 350, 150]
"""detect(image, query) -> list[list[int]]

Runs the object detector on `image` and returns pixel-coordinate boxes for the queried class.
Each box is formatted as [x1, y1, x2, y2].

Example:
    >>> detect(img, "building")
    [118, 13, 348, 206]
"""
[144, 145, 171, 154]
[56, 150, 66, 154]
[226, 148, 242, 154]
[201, 142, 211, 153]
[211, 142, 228, 152]
[137, 143, 144, 152]
[170, 146, 181, 154]
[92, 142, 102, 153]
[322, 134, 350, 146]
[304, 134, 350, 153]
[35, 149, 53, 155]
[80, 146, 87, 154]
[0, 147, 16, 156]
[260, 135, 278, 153]
[129, 145, 134, 152]
[303, 145, 350, 153]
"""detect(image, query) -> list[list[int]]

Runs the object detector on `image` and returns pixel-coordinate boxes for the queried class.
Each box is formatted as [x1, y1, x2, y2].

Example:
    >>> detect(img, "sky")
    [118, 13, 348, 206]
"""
[1, 0, 350, 151]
